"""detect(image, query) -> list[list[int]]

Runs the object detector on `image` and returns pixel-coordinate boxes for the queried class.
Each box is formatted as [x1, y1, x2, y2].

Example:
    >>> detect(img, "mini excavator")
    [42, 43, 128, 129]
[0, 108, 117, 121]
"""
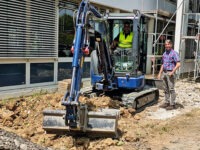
[43, 0, 159, 138]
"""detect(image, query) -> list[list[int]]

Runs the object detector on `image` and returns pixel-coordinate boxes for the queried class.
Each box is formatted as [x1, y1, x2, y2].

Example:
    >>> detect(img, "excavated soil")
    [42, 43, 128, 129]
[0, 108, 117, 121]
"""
[1, 79, 200, 150]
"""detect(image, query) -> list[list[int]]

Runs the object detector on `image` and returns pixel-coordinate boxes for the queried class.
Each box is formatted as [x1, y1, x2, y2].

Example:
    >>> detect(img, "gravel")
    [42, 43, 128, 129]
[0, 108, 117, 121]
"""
[0, 129, 52, 150]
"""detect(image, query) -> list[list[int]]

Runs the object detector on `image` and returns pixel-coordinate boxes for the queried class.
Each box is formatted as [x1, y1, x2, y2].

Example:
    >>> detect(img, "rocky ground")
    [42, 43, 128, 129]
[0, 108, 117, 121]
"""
[0, 78, 200, 150]
[0, 129, 51, 150]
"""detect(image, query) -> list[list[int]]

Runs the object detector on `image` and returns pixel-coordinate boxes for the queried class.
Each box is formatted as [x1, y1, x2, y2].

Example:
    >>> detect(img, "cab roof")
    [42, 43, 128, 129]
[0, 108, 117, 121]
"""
[106, 13, 140, 20]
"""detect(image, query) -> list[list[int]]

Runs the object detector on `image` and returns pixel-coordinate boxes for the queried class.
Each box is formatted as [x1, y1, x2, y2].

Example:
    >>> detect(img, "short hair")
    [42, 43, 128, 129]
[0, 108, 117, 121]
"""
[165, 39, 173, 45]
[124, 21, 130, 26]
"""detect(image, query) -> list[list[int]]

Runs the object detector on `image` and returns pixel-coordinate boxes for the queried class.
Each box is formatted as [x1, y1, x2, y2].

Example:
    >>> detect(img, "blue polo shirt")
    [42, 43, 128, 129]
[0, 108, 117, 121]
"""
[162, 49, 180, 71]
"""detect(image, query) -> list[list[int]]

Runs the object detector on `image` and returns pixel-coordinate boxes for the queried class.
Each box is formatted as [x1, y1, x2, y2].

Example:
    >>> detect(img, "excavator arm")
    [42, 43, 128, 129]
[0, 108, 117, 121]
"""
[43, 0, 119, 137]
[61, 0, 102, 126]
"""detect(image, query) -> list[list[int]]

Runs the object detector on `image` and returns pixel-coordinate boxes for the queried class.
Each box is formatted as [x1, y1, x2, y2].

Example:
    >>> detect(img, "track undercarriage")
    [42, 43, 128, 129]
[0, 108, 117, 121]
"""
[82, 82, 159, 111]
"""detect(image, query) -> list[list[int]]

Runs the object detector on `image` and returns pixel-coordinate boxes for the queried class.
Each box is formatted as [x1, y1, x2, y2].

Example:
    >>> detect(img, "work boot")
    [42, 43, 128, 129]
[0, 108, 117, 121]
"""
[159, 102, 170, 108]
[165, 105, 176, 110]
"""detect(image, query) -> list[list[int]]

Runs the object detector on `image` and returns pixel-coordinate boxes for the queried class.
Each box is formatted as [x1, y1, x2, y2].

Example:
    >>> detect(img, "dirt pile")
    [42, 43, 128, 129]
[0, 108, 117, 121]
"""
[0, 79, 200, 150]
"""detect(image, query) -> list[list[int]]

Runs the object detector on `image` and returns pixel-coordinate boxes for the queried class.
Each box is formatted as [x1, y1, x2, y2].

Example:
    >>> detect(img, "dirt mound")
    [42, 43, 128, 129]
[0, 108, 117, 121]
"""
[0, 85, 138, 150]
[0, 79, 200, 149]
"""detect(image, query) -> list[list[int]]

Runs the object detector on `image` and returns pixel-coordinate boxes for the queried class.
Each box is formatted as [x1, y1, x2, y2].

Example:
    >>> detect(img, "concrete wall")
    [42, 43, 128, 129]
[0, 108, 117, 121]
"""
[157, 0, 177, 13]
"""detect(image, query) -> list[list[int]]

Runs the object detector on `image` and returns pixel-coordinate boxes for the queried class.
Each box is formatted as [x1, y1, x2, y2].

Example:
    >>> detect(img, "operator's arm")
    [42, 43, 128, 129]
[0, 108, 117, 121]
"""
[111, 34, 119, 50]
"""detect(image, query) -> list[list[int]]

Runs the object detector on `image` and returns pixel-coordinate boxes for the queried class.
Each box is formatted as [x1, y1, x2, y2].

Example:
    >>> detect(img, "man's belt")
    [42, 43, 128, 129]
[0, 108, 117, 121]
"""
[163, 70, 172, 73]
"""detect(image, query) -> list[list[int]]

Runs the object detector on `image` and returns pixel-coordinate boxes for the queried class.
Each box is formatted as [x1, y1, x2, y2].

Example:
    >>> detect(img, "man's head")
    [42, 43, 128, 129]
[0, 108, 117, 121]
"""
[123, 21, 131, 34]
[165, 39, 173, 51]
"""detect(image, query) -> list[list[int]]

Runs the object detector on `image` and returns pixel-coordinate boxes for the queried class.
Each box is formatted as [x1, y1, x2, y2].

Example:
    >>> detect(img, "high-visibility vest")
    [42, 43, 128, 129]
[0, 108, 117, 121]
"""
[118, 32, 133, 48]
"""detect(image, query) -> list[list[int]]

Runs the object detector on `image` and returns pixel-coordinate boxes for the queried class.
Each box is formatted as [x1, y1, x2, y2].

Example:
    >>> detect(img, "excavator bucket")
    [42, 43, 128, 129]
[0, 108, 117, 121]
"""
[43, 108, 120, 138]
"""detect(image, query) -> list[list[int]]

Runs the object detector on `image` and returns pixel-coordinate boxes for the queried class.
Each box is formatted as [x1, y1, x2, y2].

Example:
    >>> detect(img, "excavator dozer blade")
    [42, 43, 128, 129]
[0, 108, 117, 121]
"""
[43, 109, 120, 138]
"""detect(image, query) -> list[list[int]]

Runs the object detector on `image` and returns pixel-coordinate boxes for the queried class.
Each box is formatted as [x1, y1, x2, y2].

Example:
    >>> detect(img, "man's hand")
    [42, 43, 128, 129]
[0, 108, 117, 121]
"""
[168, 71, 174, 77]
[168, 62, 180, 77]
[158, 65, 163, 80]
[157, 73, 161, 80]
[111, 41, 117, 50]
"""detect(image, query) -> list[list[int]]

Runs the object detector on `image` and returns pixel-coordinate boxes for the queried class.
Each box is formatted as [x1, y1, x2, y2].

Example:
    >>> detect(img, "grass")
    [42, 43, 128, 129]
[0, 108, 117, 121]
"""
[184, 112, 194, 117]
[0, 99, 8, 106]
[31, 89, 48, 98]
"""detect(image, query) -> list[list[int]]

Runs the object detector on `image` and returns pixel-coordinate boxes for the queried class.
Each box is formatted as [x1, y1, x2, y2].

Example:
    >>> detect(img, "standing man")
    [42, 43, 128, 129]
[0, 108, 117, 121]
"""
[158, 39, 181, 110]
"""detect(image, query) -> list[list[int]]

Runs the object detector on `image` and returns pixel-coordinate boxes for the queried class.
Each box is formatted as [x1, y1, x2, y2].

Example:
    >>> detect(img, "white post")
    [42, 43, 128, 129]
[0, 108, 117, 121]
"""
[174, 0, 189, 76]
[26, 61, 30, 86]
[174, 0, 184, 53]
[146, 19, 154, 74]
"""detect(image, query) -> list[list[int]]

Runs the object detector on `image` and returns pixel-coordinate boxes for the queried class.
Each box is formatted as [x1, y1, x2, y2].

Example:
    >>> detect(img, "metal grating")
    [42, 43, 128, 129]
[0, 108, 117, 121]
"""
[0, 0, 57, 58]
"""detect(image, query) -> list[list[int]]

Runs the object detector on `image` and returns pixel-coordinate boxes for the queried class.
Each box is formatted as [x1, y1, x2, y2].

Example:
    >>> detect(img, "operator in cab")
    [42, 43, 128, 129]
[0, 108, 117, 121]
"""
[111, 21, 133, 55]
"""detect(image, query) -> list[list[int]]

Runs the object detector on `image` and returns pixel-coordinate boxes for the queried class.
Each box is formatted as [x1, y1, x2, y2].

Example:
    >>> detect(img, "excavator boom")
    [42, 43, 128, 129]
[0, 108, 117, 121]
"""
[43, 0, 119, 138]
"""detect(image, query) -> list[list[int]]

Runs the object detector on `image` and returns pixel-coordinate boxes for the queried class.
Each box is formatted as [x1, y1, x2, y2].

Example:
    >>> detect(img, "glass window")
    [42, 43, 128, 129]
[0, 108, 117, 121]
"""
[185, 39, 196, 59]
[107, 19, 137, 72]
[30, 63, 54, 83]
[82, 62, 90, 78]
[110, 20, 124, 41]
[188, 0, 200, 12]
[59, 2, 78, 57]
[58, 62, 72, 80]
[168, 0, 177, 4]
[154, 20, 175, 55]
[58, 62, 90, 81]
[0, 64, 25, 87]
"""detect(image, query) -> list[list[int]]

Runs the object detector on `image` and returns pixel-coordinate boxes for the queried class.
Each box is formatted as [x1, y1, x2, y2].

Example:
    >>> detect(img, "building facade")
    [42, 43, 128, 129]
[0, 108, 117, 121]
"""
[0, 0, 181, 98]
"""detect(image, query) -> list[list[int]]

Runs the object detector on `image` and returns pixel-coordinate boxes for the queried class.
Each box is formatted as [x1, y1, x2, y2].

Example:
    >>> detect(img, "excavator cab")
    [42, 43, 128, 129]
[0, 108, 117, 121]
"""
[90, 12, 147, 91]
[107, 13, 144, 75]
[90, 12, 158, 108]
[109, 19, 136, 73]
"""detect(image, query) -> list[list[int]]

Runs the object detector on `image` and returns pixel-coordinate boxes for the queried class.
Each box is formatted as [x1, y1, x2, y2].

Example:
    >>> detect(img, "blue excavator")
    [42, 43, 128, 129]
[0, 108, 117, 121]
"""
[43, 0, 159, 138]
